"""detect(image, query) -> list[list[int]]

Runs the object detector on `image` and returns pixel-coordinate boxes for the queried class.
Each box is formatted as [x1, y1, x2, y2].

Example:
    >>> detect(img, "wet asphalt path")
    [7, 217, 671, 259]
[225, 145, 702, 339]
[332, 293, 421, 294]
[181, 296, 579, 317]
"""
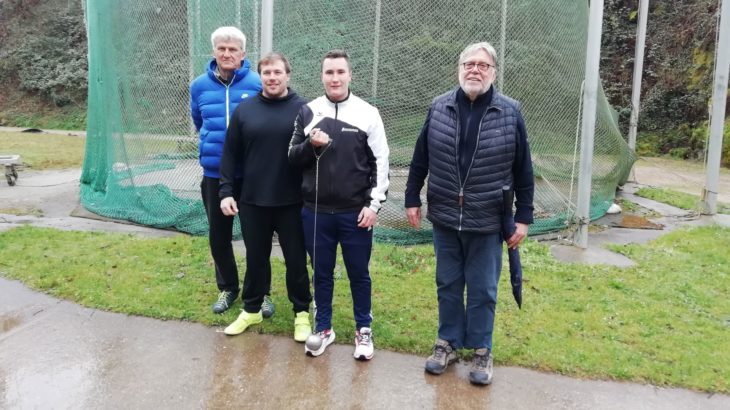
[1, 278, 729, 409]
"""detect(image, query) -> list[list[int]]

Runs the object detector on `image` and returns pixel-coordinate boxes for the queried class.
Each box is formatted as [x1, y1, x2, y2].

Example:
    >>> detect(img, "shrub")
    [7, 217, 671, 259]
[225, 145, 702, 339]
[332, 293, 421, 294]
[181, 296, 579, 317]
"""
[5, 12, 87, 107]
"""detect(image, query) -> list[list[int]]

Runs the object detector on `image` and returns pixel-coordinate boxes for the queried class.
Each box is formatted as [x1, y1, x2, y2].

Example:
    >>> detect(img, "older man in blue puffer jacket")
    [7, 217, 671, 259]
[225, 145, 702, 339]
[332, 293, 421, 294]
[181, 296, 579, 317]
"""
[190, 26, 262, 314]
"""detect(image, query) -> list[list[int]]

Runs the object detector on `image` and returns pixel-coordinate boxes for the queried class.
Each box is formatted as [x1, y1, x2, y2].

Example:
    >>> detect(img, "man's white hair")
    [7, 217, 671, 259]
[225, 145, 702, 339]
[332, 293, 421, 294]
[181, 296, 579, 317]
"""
[210, 26, 246, 51]
[458, 42, 498, 65]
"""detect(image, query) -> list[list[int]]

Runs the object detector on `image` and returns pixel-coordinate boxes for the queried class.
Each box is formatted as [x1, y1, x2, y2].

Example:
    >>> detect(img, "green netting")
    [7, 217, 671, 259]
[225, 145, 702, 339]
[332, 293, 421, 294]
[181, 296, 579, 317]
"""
[81, 0, 635, 244]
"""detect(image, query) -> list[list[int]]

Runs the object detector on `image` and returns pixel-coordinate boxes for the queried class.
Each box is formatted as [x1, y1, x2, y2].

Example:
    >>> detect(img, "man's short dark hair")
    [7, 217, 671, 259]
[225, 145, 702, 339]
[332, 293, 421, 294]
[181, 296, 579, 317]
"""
[258, 52, 292, 73]
[322, 49, 351, 71]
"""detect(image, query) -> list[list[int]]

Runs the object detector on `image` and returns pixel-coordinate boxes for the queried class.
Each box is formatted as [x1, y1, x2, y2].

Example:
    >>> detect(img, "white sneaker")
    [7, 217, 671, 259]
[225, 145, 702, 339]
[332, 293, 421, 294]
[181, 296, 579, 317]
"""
[304, 329, 335, 357]
[353, 327, 374, 360]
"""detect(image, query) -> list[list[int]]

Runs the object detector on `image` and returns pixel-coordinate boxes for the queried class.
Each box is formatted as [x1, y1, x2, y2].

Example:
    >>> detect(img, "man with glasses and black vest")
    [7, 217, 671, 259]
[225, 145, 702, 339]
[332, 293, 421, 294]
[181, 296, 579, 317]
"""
[405, 42, 534, 385]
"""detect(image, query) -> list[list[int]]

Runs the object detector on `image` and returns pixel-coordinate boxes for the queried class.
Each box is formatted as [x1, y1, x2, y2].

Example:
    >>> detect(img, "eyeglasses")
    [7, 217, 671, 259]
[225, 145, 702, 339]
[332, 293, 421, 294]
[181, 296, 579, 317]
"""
[461, 62, 494, 72]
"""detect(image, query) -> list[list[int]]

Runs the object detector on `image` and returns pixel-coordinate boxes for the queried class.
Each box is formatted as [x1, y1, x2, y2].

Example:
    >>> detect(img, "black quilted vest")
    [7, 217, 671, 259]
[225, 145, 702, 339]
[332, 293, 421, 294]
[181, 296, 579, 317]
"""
[426, 87, 520, 233]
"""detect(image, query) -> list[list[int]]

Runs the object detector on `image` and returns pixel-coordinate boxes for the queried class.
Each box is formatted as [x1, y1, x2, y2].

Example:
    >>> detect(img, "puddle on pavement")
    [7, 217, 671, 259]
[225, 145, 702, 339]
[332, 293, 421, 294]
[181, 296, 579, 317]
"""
[205, 333, 492, 408]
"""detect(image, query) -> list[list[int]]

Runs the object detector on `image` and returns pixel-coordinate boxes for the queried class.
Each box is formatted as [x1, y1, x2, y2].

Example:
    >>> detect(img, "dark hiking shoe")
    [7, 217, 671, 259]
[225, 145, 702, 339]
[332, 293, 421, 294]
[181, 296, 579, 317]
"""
[212, 291, 237, 314]
[468, 348, 493, 385]
[424, 339, 457, 375]
[261, 295, 276, 318]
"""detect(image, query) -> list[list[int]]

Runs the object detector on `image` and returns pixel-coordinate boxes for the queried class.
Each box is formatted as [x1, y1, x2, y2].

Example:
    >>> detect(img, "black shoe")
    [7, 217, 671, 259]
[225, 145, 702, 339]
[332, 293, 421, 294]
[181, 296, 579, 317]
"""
[212, 290, 237, 314]
[425, 339, 457, 375]
[468, 348, 493, 385]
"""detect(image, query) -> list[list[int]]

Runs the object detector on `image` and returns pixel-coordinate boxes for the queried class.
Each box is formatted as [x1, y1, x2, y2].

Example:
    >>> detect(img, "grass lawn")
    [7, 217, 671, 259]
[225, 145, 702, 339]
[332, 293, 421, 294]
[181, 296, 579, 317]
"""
[615, 197, 660, 217]
[636, 186, 730, 214]
[1, 225, 728, 393]
[0, 131, 85, 169]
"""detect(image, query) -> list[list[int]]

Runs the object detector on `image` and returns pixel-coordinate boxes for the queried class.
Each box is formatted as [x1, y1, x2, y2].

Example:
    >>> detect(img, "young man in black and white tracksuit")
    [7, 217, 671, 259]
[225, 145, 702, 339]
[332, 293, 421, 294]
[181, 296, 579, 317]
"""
[288, 50, 389, 360]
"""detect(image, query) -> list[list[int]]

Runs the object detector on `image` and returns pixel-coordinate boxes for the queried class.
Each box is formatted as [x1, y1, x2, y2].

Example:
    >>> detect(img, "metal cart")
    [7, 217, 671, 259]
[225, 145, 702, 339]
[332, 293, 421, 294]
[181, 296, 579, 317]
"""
[0, 155, 21, 186]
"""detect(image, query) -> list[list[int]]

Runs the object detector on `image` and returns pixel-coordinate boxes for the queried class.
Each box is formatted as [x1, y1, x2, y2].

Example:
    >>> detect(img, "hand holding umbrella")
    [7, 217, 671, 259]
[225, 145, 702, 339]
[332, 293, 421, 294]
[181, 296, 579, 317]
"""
[501, 186, 523, 309]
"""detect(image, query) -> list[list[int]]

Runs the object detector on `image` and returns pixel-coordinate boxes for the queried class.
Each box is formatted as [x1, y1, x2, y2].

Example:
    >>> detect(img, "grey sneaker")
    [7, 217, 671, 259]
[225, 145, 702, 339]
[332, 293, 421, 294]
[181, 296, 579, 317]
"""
[424, 339, 457, 375]
[468, 348, 493, 385]
[261, 295, 276, 318]
[212, 291, 237, 314]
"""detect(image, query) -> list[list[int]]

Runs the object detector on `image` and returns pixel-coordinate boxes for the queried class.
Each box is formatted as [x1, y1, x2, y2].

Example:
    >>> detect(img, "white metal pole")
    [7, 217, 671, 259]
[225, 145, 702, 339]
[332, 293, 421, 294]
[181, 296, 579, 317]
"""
[260, 0, 274, 55]
[574, 0, 605, 248]
[187, 0, 199, 138]
[499, 0, 507, 90]
[252, 0, 260, 61]
[236, 0, 241, 29]
[627, 0, 649, 151]
[372, 0, 382, 99]
[702, 0, 730, 215]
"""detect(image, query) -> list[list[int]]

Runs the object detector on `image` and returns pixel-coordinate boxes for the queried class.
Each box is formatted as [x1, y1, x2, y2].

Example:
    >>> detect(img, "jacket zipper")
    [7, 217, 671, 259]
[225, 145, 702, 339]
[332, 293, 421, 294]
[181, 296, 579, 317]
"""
[225, 85, 230, 128]
[329, 101, 338, 204]
[453, 104, 463, 230]
[215, 73, 236, 129]
[456, 103, 495, 231]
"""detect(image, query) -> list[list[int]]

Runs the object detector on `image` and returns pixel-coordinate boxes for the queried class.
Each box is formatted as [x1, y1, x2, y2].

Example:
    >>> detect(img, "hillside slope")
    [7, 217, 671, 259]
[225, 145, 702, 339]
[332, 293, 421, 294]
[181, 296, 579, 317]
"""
[0, 0, 725, 148]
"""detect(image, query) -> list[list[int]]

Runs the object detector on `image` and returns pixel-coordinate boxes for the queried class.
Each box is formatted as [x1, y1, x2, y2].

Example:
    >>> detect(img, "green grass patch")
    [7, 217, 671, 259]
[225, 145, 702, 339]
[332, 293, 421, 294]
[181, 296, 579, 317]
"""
[615, 197, 642, 213]
[0, 225, 729, 393]
[0, 206, 43, 216]
[635, 186, 730, 214]
[0, 105, 86, 130]
[614, 197, 662, 218]
[0, 131, 85, 169]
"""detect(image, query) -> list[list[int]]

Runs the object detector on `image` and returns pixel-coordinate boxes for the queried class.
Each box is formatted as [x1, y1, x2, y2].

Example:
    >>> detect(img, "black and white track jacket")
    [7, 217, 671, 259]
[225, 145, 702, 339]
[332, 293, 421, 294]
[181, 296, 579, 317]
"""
[288, 92, 390, 214]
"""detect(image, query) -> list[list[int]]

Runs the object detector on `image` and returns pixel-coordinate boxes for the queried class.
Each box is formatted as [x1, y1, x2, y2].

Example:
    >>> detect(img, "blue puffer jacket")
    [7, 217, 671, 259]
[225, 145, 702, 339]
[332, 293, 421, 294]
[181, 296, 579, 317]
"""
[190, 58, 262, 178]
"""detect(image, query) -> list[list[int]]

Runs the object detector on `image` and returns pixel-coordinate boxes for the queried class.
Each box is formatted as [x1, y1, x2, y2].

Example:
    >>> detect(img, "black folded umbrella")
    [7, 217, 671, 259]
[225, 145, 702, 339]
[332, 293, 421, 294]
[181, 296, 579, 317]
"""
[502, 186, 522, 309]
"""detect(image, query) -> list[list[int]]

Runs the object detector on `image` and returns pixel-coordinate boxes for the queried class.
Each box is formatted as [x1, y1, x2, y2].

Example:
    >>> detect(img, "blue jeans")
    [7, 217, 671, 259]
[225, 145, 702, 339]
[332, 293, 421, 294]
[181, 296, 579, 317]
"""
[302, 207, 373, 332]
[432, 225, 502, 350]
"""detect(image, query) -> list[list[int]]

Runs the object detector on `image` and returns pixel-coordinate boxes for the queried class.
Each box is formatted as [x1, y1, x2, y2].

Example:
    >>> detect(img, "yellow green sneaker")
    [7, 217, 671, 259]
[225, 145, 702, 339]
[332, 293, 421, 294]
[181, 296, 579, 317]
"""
[223, 310, 263, 335]
[293, 311, 311, 342]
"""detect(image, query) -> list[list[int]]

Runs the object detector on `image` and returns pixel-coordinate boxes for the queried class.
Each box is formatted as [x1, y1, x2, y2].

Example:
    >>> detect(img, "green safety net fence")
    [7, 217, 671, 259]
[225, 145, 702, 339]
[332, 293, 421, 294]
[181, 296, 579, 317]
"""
[81, 0, 635, 244]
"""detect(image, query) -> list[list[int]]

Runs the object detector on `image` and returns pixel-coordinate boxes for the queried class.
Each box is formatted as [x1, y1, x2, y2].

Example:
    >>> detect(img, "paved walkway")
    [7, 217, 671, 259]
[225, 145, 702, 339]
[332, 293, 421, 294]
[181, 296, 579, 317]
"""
[2, 278, 728, 409]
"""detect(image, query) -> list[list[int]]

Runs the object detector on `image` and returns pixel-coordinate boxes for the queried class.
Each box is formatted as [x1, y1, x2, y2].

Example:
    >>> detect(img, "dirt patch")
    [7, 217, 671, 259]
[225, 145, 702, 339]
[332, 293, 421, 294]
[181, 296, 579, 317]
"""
[612, 214, 664, 230]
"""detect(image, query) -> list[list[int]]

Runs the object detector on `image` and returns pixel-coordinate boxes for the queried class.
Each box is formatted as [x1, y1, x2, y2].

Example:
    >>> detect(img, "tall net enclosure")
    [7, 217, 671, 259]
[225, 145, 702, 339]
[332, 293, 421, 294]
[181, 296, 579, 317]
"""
[82, 0, 260, 235]
[81, 0, 635, 243]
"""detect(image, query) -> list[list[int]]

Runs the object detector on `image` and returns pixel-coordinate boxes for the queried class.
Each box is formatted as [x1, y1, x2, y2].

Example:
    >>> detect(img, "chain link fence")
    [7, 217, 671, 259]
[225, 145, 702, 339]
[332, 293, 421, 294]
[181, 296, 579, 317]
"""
[81, 0, 634, 244]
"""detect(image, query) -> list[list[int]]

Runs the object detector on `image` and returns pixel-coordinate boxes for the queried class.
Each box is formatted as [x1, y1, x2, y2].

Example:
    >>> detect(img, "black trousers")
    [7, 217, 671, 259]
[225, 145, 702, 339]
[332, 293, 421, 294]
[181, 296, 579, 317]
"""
[201, 176, 246, 295]
[240, 203, 311, 313]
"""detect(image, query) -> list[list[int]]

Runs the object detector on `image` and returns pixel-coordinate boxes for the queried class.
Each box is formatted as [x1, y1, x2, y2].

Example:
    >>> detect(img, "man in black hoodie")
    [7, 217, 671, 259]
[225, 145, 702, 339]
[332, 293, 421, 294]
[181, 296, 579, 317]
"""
[218, 52, 312, 342]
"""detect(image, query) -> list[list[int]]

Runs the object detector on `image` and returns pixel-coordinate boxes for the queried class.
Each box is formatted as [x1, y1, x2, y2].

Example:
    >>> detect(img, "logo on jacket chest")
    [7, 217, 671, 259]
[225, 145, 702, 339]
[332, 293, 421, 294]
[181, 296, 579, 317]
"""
[241, 93, 250, 99]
